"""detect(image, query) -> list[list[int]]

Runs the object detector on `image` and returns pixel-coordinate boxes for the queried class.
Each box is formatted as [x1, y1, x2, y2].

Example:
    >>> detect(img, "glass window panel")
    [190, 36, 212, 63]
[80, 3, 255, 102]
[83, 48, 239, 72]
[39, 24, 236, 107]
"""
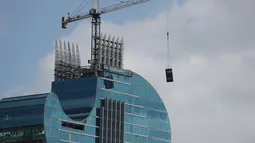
[124, 133, 147, 143]
[86, 116, 97, 125]
[148, 129, 171, 140]
[0, 105, 44, 129]
[60, 131, 69, 140]
[55, 89, 96, 100]
[147, 119, 170, 131]
[144, 99, 166, 111]
[124, 133, 133, 142]
[124, 124, 147, 135]
[125, 105, 146, 116]
[52, 77, 97, 92]
[147, 109, 168, 121]
[148, 137, 171, 143]
[85, 126, 96, 135]
[124, 115, 147, 126]
[0, 98, 46, 109]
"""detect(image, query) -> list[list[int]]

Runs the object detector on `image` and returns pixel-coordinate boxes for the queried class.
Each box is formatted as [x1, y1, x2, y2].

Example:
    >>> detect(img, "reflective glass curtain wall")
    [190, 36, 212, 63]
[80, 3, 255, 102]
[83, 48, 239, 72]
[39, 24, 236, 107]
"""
[98, 98, 124, 143]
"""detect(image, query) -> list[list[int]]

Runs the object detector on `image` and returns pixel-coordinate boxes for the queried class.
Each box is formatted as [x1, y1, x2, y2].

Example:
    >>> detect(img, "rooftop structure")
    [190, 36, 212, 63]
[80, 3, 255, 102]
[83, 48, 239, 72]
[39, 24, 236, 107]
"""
[88, 33, 124, 69]
[54, 40, 81, 81]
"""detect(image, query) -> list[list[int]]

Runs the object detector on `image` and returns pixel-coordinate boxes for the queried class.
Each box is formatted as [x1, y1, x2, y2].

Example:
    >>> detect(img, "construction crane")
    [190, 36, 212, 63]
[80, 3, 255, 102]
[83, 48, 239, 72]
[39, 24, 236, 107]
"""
[62, 0, 150, 70]
[61, 0, 174, 82]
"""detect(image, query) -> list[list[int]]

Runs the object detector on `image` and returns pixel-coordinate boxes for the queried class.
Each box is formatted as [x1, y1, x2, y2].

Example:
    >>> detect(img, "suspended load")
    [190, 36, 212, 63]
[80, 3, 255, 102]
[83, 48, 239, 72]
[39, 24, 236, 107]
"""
[165, 68, 173, 82]
[165, 0, 174, 83]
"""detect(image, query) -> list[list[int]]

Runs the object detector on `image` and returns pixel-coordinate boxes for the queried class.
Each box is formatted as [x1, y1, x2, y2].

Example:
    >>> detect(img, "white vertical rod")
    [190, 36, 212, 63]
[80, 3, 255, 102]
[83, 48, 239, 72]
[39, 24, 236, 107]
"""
[166, 0, 171, 68]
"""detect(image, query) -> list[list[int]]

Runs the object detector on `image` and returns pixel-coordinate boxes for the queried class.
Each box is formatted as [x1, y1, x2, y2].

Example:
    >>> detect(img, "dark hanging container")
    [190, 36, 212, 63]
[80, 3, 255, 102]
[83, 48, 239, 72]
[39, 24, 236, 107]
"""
[165, 68, 174, 82]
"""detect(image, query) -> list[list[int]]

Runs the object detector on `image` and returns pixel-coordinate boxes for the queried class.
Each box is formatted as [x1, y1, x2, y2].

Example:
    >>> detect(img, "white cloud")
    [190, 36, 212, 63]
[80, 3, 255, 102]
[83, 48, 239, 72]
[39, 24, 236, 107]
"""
[2, 0, 255, 142]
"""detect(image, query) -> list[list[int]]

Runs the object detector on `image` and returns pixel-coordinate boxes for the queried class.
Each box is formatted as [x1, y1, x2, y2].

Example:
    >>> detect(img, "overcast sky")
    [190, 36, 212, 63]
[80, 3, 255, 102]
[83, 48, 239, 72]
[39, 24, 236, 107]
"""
[1, 0, 255, 143]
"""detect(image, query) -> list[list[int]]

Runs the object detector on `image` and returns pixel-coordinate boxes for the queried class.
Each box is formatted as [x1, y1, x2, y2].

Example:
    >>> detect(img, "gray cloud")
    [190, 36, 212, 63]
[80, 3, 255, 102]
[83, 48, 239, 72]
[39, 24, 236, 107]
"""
[2, 0, 255, 142]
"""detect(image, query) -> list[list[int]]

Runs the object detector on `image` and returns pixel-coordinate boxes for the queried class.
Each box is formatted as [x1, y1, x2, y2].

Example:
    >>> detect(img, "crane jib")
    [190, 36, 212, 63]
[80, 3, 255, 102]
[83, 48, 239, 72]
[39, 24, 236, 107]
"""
[62, 0, 151, 27]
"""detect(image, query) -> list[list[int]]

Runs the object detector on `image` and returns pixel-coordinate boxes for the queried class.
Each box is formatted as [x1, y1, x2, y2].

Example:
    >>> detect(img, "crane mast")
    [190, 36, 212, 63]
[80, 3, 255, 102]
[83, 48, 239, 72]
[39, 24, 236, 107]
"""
[62, 0, 150, 70]
[89, 8, 101, 70]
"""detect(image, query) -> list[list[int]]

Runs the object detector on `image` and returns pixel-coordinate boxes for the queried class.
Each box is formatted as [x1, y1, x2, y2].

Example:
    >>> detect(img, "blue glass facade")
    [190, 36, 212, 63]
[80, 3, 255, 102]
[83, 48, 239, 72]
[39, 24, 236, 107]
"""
[0, 94, 47, 142]
[0, 66, 171, 143]
[51, 77, 97, 121]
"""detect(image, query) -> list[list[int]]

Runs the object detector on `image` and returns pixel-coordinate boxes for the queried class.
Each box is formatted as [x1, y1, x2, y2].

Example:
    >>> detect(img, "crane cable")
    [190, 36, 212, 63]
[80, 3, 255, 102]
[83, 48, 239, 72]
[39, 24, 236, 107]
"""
[166, 0, 171, 68]
[70, 0, 91, 17]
